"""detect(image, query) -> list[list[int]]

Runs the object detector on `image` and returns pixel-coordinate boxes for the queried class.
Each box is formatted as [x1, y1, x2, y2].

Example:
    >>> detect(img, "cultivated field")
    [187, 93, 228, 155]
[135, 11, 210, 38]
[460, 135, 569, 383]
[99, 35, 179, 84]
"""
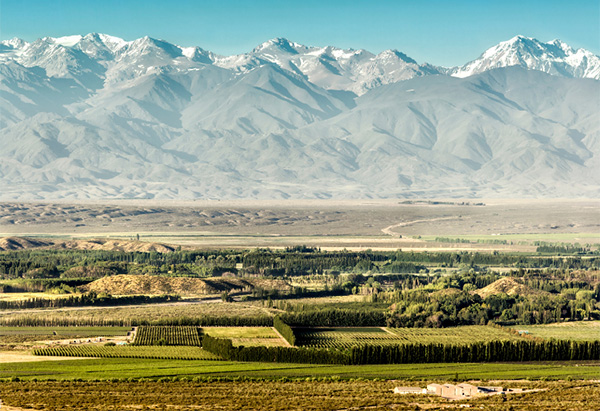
[0, 302, 276, 326]
[0, 326, 130, 348]
[295, 326, 526, 349]
[511, 321, 600, 341]
[203, 326, 287, 347]
[34, 345, 221, 360]
[133, 326, 203, 346]
[3, 358, 600, 381]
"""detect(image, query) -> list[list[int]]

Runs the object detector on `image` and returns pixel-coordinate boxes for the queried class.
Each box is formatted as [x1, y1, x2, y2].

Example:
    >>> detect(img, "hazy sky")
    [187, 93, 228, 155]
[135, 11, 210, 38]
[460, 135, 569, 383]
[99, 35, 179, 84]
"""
[2, 0, 598, 66]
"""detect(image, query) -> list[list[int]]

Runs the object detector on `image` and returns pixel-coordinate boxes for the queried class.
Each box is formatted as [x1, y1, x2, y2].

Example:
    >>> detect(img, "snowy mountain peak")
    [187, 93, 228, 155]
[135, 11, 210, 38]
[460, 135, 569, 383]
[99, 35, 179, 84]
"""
[124, 36, 183, 59]
[376, 49, 417, 64]
[452, 35, 600, 79]
[48, 35, 84, 47]
[84, 33, 129, 52]
[253, 37, 307, 54]
[507, 34, 531, 43]
[0, 37, 28, 49]
[2, 33, 598, 92]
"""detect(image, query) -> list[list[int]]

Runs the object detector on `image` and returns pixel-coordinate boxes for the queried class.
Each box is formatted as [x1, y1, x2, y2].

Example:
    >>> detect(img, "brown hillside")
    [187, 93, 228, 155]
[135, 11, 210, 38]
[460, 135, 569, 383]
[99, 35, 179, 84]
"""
[475, 277, 550, 299]
[0, 236, 53, 251]
[81, 274, 291, 296]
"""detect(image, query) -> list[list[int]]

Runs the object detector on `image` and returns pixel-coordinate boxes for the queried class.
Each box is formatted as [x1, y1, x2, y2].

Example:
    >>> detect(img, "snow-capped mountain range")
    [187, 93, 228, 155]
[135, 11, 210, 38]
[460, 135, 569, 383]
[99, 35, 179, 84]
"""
[0, 34, 598, 199]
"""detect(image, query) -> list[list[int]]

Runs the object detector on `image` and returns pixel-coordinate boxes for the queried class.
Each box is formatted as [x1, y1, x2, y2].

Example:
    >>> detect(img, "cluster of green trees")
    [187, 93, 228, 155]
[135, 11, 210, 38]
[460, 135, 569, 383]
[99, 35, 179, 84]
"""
[508, 269, 600, 294]
[0, 292, 179, 310]
[1, 248, 598, 281]
[0, 278, 91, 293]
[371, 269, 600, 326]
[280, 309, 387, 327]
[535, 242, 597, 254]
[0, 249, 239, 279]
[202, 330, 599, 365]
[383, 290, 599, 327]
[202, 334, 350, 364]
[348, 339, 600, 364]
[0, 314, 274, 328]
[273, 316, 295, 345]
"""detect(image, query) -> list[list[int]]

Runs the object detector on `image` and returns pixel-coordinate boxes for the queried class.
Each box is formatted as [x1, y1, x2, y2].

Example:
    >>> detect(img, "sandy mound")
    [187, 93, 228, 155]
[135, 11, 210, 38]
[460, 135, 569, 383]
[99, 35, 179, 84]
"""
[0, 237, 176, 253]
[0, 236, 53, 251]
[57, 239, 176, 253]
[475, 277, 549, 299]
[81, 274, 291, 296]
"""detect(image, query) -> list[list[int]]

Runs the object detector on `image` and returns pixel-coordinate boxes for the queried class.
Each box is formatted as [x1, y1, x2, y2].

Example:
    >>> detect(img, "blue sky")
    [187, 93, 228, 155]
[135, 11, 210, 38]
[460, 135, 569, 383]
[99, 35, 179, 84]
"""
[1, 0, 598, 66]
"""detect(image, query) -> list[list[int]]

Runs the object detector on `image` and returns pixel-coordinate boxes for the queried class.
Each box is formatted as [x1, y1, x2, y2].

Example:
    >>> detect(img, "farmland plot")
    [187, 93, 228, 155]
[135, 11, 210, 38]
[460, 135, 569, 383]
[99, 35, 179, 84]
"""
[133, 326, 203, 346]
[510, 321, 600, 341]
[295, 326, 524, 349]
[33, 345, 221, 360]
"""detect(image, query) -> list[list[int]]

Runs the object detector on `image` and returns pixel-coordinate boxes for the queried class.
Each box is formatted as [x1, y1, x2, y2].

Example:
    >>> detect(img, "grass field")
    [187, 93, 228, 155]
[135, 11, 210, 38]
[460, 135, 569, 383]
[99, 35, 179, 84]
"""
[510, 321, 600, 342]
[295, 326, 525, 349]
[2, 358, 599, 381]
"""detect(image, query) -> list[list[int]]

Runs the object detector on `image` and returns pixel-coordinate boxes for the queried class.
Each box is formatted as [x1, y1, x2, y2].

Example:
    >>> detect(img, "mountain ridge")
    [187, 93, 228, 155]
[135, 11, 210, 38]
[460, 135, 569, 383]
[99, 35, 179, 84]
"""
[0, 34, 598, 200]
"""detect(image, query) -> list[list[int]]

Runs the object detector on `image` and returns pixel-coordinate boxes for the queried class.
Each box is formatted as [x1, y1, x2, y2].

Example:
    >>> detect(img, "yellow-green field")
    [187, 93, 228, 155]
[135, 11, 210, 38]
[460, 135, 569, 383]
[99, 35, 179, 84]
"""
[203, 326, 287, 347]
[510, 321, 600, 342]
[0, 292, 82, 301]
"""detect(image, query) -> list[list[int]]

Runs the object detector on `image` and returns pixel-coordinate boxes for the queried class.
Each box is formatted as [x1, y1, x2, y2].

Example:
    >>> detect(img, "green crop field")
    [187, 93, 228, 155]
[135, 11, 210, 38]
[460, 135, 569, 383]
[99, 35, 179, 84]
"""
[33, 345, 221, 361]
[296, 327, 398, 349]
[385, 325, 525, 344]
[133, 326, 203, 346]
[295, 326, 524, 349]
[2, 357, 600, 381]
[510, 321, 600, 341]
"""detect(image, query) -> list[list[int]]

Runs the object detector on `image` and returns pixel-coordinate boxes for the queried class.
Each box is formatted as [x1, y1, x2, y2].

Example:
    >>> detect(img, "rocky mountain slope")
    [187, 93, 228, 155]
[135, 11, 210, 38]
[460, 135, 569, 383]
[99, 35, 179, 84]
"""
[0, 34, 598, 199]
